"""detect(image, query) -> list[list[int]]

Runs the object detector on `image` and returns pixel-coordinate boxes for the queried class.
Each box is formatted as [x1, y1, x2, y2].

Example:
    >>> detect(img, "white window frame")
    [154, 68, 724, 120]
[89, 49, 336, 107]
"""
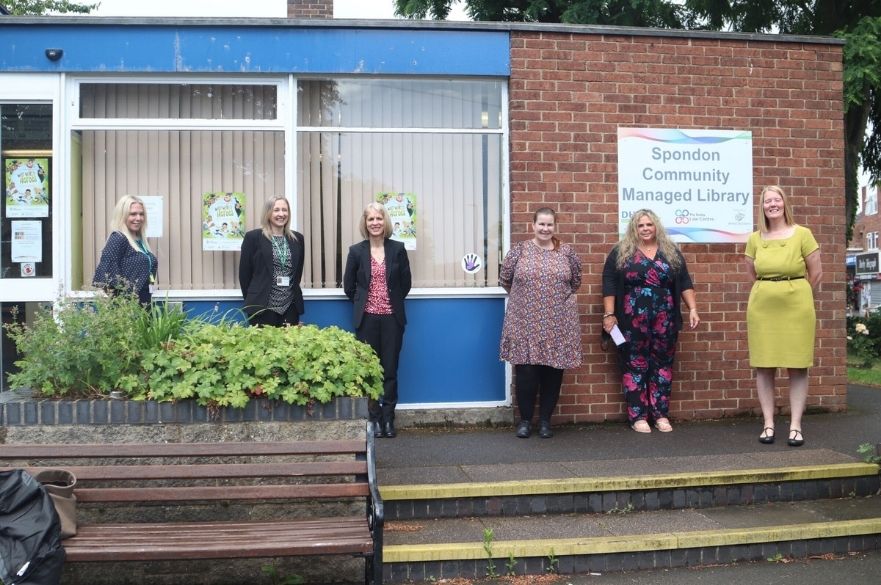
[295, 75, 510, 301]
[866, 184, 878, 216]
[867, 231, 879, 251]
[0, 74, 65, 303]
[65, 74, 511, 301]
[67, 74, 292, 300]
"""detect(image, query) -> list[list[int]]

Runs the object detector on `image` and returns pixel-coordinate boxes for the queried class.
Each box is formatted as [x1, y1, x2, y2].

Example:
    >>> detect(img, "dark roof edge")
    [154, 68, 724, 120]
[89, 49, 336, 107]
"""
[0, 16, 845, 45]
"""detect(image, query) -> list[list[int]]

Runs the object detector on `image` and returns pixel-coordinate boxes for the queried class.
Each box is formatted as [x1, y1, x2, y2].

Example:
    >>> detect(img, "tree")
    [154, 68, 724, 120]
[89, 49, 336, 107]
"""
[2, 0, 97, 15]
[396, 0, 881, 242]
[395, 0, 684, 28]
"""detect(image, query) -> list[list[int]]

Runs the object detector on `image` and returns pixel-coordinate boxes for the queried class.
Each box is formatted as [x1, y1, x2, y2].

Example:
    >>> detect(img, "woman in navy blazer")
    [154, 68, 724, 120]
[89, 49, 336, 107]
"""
[343, 202, 412, 438]
[239, 197, 305, 327]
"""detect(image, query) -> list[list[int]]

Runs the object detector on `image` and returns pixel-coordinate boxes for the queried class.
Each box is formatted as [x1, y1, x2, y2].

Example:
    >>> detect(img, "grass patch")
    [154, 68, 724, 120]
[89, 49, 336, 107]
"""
[847, 366, 881, 387]
[847, 353, 881, 387]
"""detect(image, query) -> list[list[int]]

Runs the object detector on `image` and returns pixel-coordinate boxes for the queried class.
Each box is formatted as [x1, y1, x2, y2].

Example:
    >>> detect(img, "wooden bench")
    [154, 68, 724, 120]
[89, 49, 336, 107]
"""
[0, 422, 383, 584]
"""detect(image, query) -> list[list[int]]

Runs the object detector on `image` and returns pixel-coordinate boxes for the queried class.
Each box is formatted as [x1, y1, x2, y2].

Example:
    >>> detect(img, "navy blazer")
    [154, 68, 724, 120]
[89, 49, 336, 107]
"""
[239, 228, 305, 318]
[343, 238, 411, 328]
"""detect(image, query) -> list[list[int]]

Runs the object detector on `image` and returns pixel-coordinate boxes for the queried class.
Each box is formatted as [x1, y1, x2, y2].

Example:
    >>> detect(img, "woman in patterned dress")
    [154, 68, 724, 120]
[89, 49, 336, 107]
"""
[745, 185, 822, 447]
[344, 202, 412, 439]
[238, 197, 305, 327]
[499, 207, 582, 439]
[93, 195, 158, 306]
[602, 209, 700, 433]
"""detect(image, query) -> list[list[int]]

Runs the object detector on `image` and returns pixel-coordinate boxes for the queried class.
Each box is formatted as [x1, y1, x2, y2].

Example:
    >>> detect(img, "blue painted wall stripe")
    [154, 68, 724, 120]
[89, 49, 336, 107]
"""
[0, 26, 510, 75]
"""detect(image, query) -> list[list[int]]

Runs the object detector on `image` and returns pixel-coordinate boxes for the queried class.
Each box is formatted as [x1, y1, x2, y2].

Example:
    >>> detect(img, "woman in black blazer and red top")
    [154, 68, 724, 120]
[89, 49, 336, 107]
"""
[343, 202, 412, 438]
[239, 197, 305, 327]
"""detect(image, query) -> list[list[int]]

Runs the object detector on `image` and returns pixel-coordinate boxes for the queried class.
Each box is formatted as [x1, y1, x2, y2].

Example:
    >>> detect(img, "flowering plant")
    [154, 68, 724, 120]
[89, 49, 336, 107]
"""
[848, 320, 877, 368]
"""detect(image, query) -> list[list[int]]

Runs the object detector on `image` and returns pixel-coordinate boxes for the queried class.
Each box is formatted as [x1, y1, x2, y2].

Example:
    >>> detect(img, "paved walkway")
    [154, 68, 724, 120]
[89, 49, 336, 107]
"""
[376, 385, 881, 486]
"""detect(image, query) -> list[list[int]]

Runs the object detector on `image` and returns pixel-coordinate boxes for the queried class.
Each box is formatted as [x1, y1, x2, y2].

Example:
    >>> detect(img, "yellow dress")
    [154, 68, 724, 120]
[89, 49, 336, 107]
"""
[745, 225, 819, 368]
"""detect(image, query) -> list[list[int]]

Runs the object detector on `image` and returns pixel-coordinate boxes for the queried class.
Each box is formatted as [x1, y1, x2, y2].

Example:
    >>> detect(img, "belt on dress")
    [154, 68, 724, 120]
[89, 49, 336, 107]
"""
[755, 276, 805, 281]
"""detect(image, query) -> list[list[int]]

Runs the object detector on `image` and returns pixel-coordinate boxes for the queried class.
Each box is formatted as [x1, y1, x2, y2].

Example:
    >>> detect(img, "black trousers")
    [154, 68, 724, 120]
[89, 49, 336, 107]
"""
[514, 364, 564, 423]
[357, 312, 404, 422]
[247, 304, 299, 327]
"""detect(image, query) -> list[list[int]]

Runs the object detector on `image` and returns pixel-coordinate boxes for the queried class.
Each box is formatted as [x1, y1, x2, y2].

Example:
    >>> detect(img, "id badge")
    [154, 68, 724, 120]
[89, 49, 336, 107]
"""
[149, 284, 158, 294]
[277, 276, 291, 287]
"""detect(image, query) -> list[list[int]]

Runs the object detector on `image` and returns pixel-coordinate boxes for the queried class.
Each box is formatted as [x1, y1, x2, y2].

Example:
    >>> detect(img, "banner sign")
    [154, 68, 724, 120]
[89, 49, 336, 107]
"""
[617, 128, 753, 243]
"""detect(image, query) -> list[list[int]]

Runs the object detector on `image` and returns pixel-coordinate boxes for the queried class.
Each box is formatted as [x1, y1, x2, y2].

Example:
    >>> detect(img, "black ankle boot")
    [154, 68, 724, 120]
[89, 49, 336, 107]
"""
[383, 420, 397, 438]
[516, 420, 531, 438]
[371, 420, 385, 438]
[538, 420, 553, 439]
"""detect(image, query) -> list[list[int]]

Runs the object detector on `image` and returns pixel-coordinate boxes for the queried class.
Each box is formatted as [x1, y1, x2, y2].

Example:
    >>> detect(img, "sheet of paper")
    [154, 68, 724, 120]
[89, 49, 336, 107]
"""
[610, 324, 626, 346]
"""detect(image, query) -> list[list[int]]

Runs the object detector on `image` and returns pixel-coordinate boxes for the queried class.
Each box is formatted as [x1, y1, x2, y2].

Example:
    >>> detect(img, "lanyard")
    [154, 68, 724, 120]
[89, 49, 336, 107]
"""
[135, 239, 154, 283]
[271, 235, 290, 268]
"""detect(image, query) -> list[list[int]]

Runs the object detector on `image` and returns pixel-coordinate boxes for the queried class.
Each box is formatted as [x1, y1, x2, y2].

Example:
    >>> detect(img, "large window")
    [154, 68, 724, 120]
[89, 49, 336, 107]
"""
[73, 81, 285, 292]
[868, 231, 879, 251]
[297, 78, 505, 289]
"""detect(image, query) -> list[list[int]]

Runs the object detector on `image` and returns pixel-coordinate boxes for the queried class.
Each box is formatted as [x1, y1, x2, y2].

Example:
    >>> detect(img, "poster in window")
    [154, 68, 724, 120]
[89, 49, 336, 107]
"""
[4, 157, 50, 218]
[10, 220, 43, 262]
[377, 192, 416, 250]
[202, 192, 245, 251]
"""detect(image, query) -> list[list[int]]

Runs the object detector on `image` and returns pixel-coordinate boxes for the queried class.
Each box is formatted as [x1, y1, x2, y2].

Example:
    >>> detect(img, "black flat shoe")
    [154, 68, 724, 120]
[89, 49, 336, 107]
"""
[538, 421, 553, 439]
[758, 427, 775, 444]
[516, 420, 531, 438]
[383, 420, 397, 438]
[787, 429, 804, 447]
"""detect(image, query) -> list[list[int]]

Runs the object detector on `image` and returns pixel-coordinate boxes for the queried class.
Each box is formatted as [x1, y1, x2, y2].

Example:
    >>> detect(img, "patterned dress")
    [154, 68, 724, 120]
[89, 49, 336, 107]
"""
[499, 241, 582, 370]
[93, 231, 157, 305]
[618, 251, 678, 424]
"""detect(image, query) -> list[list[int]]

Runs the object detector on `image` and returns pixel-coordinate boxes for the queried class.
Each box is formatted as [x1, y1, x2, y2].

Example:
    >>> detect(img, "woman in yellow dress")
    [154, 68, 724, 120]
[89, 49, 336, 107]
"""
[744, 185, 822, 447]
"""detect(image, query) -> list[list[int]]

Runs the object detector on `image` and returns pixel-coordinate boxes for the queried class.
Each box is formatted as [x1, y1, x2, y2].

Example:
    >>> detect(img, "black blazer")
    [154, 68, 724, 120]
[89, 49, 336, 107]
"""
[343, 238, 411, 328]
[239, 228, 305, 318]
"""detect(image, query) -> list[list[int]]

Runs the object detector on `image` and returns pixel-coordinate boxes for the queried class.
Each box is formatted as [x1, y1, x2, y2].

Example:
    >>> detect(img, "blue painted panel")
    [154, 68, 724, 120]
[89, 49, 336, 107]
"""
[0, 26, 509, 76]
[178, 297, 507, 405]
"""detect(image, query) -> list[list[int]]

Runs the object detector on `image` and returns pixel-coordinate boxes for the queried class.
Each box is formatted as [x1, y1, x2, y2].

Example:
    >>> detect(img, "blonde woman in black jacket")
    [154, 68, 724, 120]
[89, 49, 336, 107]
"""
[343, 202, 412, 438]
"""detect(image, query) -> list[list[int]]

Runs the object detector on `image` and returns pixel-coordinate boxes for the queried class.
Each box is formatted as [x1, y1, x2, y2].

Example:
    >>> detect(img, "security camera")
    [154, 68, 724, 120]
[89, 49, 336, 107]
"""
[45, 48, 63, 61]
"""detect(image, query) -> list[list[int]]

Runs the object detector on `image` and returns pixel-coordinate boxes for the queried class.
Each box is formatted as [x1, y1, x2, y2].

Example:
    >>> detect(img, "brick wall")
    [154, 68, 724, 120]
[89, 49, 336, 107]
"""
[509, 32, 847, 423]
[287, 0, 332, 19]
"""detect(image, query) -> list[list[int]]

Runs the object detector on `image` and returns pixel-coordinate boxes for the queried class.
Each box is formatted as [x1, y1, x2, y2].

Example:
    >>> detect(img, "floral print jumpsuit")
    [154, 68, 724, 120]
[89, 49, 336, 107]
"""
[619, 250, 678, 424]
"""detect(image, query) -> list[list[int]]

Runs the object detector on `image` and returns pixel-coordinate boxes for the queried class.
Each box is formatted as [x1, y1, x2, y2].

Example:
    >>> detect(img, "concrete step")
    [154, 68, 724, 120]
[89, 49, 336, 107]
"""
[382, 494, 881, 583]
[381, 460, 881, 520]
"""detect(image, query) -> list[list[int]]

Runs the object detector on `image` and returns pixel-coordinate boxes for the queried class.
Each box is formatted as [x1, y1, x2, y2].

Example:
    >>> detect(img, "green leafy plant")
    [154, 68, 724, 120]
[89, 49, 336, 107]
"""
[546, 548, 559, 574]
[606, 502, 635, 515]
[857, 442, 881, 464]
[482, 527, 498, 578]
[766, 552, 785, 563]
[505, 551, 517, 576]
[260, 563, 304, 585]
[140, 323, 383, 407]
[5, 293, 149, 396]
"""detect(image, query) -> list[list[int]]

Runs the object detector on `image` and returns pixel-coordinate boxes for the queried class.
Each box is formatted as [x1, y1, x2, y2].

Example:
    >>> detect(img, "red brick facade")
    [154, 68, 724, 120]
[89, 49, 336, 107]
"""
[509, 32, 847, 422]
[287, 0, 332, 19]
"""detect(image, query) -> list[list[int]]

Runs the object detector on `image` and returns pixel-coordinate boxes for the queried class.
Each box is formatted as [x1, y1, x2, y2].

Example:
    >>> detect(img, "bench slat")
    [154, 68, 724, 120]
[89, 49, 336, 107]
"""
[65, 518, 373, 561]
[0, 440, 366, 459]
[76, 482, 370, 503]
[8, 461, 367, 481]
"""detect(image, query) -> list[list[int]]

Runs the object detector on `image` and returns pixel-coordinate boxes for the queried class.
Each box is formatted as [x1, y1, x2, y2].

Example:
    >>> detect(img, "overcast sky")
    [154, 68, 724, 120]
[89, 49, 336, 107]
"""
[87, 0, 468, 19]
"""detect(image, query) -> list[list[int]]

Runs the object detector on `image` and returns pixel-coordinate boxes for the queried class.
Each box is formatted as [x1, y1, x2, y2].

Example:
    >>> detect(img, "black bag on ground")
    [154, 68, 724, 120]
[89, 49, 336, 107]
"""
[0, 469, 65, 585]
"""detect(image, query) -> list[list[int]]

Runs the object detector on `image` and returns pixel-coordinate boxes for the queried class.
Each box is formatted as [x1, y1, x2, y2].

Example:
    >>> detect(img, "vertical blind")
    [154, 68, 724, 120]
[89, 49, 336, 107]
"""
[81, 129, 284, 291]
[297, 79, 504, 289]
[78, 83, 283, 291]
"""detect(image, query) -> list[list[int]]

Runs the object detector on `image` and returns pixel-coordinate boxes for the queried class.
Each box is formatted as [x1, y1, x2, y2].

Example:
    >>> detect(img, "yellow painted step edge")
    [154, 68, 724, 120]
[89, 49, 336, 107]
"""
[383, 517, 881, 563]
[380, 462, 880, 501]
